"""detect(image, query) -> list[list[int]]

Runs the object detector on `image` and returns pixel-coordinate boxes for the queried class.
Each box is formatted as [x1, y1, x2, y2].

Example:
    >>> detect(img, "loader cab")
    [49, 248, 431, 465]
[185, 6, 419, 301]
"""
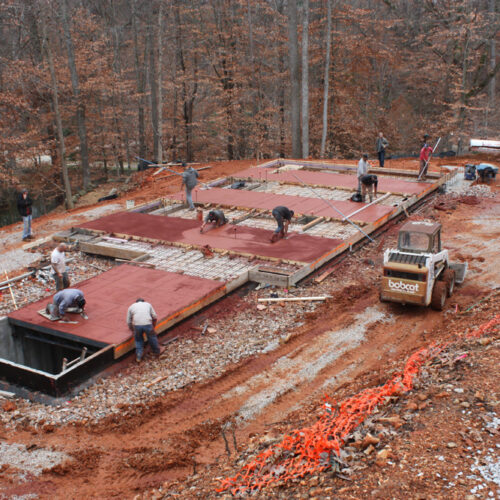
[397, 221, 441, 254]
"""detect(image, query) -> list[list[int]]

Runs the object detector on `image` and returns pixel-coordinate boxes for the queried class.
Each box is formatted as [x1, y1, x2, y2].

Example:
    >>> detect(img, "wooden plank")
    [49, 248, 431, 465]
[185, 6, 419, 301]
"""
[258, 296, 330, 302]
[302, 216, 325, 232]
[249, 269, 290, 287]
[80, 241, 149, 261]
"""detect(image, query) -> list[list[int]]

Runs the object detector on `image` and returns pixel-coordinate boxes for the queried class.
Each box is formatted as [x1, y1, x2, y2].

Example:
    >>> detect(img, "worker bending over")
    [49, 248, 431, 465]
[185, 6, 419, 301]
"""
[357, 153, 377, 202]
[127, 298, 165, 362]
[46, 288, 86, 321]
[200, 209, 227, 233]
[360, 174, 378, 202]
[271, 206, 294, 243]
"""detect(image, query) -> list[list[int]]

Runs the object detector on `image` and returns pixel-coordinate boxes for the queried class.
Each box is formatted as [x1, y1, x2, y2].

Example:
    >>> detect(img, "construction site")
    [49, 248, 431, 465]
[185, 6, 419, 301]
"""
[0, 156, 499, 499]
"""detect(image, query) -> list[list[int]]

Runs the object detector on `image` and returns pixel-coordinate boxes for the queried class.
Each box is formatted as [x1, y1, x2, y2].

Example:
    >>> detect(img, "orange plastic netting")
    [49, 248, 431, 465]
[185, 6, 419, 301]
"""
[217, 314, 500, 495]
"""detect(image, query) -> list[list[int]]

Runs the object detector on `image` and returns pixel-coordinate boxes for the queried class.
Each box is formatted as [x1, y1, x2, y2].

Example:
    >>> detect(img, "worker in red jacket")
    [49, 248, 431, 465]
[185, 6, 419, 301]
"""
[419, 134, 434, 180]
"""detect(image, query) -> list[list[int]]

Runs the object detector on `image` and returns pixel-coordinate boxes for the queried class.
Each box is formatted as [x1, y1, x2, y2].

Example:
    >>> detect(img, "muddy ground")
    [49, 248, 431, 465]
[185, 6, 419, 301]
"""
[0, 157, 498, 499]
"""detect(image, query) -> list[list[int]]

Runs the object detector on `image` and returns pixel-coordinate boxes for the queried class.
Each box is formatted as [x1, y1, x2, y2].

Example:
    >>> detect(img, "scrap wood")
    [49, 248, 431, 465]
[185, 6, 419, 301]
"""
[302, 217, 325, 232]
[3, 270, 18, 310]
[258, 296, 331, 303]
[314, 266, 335, 284]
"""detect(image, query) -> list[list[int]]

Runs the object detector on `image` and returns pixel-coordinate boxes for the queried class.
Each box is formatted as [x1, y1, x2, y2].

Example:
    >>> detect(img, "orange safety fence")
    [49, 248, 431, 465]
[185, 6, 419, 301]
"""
[217, 314, 500, 495]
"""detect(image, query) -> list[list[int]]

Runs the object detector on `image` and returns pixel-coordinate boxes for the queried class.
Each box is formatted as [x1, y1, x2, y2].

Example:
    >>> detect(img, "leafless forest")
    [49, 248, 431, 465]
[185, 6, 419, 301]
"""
[1, 1, 498, 193]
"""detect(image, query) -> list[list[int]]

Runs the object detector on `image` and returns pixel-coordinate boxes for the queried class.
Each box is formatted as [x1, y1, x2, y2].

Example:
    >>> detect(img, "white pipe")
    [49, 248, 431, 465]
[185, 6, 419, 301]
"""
[342, 192, 391, 221]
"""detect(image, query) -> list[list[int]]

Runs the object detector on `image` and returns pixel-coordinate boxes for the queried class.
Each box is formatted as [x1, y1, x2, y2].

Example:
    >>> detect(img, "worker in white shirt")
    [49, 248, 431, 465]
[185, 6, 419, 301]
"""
[126, 298, 165, 362]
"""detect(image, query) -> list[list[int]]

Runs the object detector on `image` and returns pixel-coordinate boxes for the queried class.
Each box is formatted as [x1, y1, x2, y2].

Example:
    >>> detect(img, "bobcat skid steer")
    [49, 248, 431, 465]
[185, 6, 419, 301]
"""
[380, 221, 467, 310]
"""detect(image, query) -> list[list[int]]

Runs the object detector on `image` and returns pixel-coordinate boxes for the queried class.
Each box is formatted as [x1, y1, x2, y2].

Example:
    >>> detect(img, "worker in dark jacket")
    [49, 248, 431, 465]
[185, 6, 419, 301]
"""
[200, 209, 227, 233]
[271, 206, 294, 243]
[17, 189, 33, 240]
[46, 288, 86, 321]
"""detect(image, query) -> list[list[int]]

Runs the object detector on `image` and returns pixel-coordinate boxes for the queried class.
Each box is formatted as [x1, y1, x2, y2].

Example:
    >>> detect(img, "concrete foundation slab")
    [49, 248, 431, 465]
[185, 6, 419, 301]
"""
[8, 265, 225, 358]
[234, 167, 432, 196]
[78, 213, 344, 264]
[168, 187, 393, 224]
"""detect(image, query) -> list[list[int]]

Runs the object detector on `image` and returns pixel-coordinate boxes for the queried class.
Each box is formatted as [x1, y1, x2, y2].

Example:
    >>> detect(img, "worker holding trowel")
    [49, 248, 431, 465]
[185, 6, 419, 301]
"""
[46, 288, 87, 322]
[270, 206, 294, 243]
[200, 209, 227, 233]
[181, 162, 199, 210]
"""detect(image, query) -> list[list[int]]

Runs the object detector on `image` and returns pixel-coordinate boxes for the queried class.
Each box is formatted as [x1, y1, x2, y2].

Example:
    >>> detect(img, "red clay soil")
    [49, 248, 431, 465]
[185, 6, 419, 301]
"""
[234, 166, 433, 195]
[78, 212, 344, 264]
[0, 178, 498, 500]
[168, 186, 394, 223]
[8, 265, 224, 347]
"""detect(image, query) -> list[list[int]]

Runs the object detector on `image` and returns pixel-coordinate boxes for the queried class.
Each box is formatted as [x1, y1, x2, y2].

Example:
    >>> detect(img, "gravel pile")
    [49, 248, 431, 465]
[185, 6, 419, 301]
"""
[0, 289, 320, 428]
[446, 178, 496, 198]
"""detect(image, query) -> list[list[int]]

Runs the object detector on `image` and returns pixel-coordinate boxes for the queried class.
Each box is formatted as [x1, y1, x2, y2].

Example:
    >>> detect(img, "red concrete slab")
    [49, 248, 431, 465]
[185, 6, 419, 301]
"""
[78, 213, 344, 264]
[170, 187, 393, 223]
[234, 167, 431, 196]
[8, 265, 225, 348]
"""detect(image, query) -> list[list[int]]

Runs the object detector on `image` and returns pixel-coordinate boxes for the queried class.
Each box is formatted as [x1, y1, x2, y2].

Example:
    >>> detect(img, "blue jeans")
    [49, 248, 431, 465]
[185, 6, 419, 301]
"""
[134, 324, 160, 359]
[272, 209, 285, 234]
[22, 215, 32, 239]
[377, 150, 385, 168]
[185, 187, 194, 209]
[54, 272, 69, 291]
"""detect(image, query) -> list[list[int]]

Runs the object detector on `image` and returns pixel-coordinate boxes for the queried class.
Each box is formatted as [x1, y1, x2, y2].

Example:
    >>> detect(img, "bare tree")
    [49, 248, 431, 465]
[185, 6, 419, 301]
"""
[320, 0, 332, 158]
[301, 0, 309, 158]
[60, 0, 90, 190]
[287, 0, 301, 158]
[41, 10, 73, 209]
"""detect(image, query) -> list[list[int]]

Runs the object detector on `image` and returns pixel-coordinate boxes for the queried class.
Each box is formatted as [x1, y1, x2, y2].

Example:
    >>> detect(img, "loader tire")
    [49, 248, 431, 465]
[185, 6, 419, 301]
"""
[431, 281, 447, 310]
[442, 268, 456, 297]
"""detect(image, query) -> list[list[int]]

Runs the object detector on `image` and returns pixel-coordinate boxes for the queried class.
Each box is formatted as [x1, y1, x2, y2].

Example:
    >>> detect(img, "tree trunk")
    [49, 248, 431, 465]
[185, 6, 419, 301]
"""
[320, 0, 332, 159]
[41, 17, 73, 209]
[157, 3, 163, 163]
[301, 0, 309, 158]
[487, 0, 496, 129]
[60, 0, 90, 191]
[175, 4, 197, 163]
[132, 0, 147, 160]
[147, 29, 159, 162]
[287, 0, 301, 158]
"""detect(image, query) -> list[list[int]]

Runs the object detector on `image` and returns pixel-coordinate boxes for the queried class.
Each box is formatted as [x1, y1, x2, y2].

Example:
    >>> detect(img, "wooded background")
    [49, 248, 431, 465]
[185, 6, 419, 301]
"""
[0, 0, 498, 201]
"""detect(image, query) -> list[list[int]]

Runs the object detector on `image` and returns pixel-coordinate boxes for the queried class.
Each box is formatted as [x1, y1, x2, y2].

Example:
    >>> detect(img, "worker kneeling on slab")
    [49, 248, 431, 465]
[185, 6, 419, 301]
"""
[271, 206, 294, 243]
[127, 298, 165, 363]
[200, 209, 227, 233]
[46, 288, 86, 321]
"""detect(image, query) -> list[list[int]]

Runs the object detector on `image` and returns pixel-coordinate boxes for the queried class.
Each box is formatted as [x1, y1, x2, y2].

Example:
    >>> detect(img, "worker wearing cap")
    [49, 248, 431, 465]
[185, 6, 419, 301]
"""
[181, 162, 199, 210]
[419, 134, 433, 180]
[127, 298, 165, 362]
[46, 288, 86, 321]
[200, 209, 227, 233]
[271, 206, 294, 243]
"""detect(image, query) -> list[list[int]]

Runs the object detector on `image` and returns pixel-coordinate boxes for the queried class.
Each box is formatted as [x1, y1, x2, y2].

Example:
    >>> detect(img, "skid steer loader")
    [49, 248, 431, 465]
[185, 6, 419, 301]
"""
[380, 221, 467, 310]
